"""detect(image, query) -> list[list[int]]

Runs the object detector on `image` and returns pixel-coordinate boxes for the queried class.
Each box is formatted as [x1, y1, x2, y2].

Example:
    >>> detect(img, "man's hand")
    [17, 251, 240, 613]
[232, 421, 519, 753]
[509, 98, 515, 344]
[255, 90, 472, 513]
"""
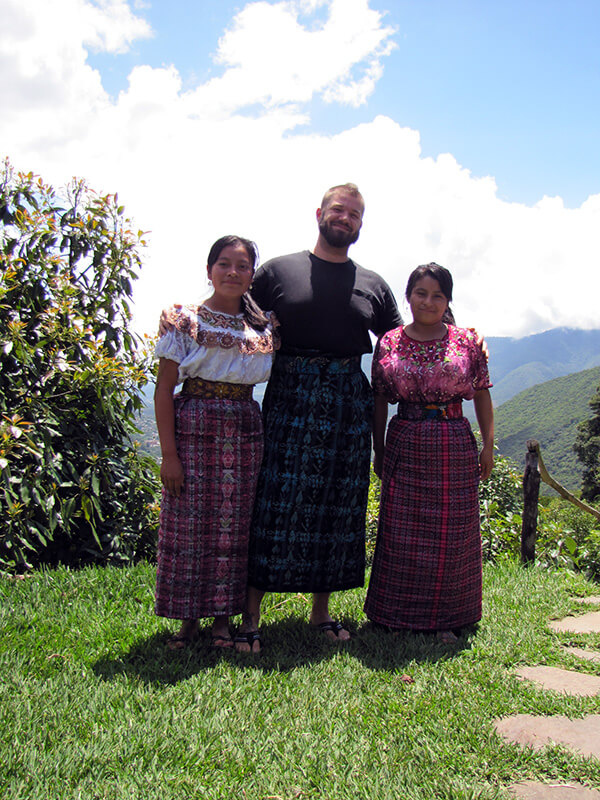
[469, 328, 489, 362]
[158, 304, 181, 336]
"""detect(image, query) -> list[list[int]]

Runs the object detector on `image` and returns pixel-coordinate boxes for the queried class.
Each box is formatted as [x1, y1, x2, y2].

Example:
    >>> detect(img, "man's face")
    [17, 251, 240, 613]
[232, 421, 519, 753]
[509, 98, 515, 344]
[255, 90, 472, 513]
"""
[317, 191, 364, 248]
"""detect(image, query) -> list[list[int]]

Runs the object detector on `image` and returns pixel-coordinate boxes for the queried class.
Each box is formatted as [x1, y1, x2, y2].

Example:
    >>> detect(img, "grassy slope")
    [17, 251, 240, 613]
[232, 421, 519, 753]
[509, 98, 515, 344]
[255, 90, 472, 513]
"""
[1, 562, 600, 799]
[494, 365, 600, 492]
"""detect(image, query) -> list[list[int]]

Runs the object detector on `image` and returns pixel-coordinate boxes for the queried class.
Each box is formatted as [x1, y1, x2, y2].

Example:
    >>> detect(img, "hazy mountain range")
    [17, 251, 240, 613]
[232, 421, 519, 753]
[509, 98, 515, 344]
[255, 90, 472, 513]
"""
[486, 327, 600, 407]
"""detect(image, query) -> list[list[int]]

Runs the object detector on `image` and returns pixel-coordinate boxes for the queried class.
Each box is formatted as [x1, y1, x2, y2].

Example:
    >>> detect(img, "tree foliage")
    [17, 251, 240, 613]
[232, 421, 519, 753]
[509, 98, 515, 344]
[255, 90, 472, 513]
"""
[0, 159, 159, 571]
[574, 382, 600, 502]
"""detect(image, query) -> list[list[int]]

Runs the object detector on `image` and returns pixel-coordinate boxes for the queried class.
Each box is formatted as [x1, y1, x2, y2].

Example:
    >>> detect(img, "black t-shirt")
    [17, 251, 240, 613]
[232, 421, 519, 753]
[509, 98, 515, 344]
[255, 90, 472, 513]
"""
[250, 250, 402, 357]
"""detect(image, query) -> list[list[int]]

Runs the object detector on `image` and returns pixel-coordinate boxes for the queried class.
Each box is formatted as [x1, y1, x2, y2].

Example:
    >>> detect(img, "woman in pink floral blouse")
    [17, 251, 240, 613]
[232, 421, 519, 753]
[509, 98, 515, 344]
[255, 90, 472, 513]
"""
[365, 263, 493, 644]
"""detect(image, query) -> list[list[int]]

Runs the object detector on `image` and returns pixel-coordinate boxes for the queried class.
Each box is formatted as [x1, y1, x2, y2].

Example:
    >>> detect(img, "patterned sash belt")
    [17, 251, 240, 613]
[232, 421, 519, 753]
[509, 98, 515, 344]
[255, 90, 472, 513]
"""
[396, 400, 463, 421]
[181, 377, 253, 401]
[276, 353, 362, 375]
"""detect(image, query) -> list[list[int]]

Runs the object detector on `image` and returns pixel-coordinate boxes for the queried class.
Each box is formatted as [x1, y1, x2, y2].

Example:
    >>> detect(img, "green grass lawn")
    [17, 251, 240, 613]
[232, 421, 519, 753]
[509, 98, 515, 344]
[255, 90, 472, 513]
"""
[1, 561, 600, 800]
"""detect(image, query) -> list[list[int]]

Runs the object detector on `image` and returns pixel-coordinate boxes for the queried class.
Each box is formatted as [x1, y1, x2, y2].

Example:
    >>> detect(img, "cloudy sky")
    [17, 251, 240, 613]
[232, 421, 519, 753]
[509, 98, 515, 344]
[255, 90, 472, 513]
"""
[1, 0, 599, 338]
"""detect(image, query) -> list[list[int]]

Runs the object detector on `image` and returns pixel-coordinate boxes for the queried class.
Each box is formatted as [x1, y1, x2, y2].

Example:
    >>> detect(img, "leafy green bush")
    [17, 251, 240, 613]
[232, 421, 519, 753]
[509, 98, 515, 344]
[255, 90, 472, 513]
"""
[535, 497, 600, 579]
[480, 451, 523, 562]
[0, 161, 160, 571]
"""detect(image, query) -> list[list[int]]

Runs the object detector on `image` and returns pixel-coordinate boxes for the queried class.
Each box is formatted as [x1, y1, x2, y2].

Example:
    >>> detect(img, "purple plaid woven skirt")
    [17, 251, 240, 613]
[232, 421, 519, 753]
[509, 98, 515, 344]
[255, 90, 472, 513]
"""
[364, 415, 482, 631]
[155, 393, 264, 620]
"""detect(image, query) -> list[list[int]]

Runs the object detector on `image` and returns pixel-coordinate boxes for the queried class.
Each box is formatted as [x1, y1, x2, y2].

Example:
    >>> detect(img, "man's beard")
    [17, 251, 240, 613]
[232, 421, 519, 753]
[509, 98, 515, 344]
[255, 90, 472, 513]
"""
[318, 219, 360, 248]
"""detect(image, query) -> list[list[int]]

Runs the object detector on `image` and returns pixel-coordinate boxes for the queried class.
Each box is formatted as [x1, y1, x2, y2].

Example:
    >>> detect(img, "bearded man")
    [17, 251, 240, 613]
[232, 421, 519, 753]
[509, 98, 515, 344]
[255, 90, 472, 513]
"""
[236, 183, 402, 652]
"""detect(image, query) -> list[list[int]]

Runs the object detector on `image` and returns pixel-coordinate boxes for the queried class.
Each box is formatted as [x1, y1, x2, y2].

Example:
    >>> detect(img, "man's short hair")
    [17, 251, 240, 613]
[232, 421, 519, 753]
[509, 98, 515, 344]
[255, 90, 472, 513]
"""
[320, 183, 364, 212]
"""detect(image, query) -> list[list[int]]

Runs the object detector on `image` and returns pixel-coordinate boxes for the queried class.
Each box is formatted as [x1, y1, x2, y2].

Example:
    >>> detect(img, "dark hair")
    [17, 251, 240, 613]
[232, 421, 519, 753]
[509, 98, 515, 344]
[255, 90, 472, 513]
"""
[207, 235, 269, 331]
[405, 263, 455, 324]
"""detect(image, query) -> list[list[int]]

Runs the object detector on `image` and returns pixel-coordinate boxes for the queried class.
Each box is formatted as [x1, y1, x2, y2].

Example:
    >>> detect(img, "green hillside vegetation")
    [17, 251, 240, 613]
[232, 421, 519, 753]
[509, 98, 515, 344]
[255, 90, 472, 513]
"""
[495, 365, 600, 493]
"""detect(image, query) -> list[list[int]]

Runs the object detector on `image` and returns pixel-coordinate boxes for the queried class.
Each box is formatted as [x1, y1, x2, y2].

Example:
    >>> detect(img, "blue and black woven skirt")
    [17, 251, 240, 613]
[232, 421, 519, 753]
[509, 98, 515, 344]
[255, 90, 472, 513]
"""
[248, 352, 373, 592]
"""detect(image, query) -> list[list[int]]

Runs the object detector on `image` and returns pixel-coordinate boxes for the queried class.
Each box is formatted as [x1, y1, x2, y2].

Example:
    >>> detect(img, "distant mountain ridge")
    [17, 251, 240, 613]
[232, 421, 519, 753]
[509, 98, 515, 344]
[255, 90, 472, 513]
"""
[486, 327, 600, 407]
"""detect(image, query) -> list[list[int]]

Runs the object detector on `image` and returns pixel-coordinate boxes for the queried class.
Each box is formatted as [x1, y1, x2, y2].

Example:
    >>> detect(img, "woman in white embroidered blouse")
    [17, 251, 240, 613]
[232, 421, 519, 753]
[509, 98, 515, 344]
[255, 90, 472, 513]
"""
[154, 235, 279, 651]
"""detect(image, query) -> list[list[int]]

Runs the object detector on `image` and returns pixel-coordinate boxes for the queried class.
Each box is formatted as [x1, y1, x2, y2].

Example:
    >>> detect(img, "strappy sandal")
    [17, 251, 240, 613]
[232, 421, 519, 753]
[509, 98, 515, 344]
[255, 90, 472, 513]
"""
[313, 620, 350, 640]
[166, 620, 199, 650]
[167, 632, 197, 650]
[211, 634, 234, 649]
[234, 629, 262, 654]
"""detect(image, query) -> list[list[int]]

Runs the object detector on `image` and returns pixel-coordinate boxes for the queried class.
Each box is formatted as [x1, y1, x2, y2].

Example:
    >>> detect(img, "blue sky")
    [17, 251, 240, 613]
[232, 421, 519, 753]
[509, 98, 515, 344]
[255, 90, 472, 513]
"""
[88, 0, 600, 208]
[2, 0, 599, 337]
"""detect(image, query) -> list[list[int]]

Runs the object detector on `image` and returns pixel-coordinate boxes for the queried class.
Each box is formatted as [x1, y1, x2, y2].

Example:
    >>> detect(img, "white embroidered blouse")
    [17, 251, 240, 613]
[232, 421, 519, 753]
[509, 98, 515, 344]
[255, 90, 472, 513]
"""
[154, 304, 280, 386]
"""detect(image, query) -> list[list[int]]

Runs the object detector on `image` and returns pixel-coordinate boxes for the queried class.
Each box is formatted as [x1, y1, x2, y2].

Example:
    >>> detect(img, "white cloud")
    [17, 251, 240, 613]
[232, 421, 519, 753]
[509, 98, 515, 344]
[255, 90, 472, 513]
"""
[0, 0, 152, 163]
[187, 0, 395, 116]
[1, 0, 598, 341]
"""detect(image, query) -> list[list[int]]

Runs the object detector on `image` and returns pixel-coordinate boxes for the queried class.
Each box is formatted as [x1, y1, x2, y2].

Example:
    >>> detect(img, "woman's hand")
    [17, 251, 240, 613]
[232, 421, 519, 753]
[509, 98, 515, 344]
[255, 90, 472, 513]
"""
[473, 389, 494, 481]
[479, 442, 494, 481]
[372, 394, 389, 481]
[160, 454, 185, 496]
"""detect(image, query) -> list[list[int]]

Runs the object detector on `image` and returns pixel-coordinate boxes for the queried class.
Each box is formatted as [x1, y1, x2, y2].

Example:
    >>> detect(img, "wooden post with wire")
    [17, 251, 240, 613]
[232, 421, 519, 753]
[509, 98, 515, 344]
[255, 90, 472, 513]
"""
[520, 438, 600, 567]
[521, 439, 540, 565]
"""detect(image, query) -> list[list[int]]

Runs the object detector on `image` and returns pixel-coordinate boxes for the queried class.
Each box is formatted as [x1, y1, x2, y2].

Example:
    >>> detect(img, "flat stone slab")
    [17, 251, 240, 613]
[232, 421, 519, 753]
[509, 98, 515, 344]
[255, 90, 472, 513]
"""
[509, 781, 600, 799]
[516, 665, 600, 696]
[562, 646, 600, 664]
[495, 714, 600, 759]
[550, 611, 600, 634]
[575, 596, 600, 605]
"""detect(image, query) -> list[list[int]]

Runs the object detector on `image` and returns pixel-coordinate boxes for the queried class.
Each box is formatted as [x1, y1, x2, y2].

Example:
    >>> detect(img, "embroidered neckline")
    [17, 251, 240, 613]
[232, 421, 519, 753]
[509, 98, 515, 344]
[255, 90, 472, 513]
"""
[166, 304, 280, 355]
[401, 324, 450, 345]
[199, 304, 244, 320]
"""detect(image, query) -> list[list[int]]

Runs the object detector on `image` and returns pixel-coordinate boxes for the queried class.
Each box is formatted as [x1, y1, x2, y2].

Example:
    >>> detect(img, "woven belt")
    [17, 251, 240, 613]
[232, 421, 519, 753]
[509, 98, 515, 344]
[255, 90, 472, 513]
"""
[276, 353, 362, 374]
[396, 400, 463, 421]
[181, 377, 253, 401]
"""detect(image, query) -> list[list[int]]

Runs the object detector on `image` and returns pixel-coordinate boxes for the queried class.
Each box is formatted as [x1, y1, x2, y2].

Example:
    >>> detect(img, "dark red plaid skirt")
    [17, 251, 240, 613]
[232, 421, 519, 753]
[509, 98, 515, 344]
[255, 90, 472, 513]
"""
[364, 415, 482, 631]
[155, 394, 264, 620]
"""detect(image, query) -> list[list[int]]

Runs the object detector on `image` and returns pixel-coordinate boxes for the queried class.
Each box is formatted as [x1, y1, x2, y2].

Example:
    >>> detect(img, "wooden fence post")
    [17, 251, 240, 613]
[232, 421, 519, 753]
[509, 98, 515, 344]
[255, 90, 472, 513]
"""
[521, 439, 540, 565]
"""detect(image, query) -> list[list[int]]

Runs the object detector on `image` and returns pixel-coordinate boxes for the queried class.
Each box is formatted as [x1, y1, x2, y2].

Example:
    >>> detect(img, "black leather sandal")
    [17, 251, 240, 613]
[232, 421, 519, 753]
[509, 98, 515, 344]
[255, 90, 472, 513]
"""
[234, 630, 262, 653]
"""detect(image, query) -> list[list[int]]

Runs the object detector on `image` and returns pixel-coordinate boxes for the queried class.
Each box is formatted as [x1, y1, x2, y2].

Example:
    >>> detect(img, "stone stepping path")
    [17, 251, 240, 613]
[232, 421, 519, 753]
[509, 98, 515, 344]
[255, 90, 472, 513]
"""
[515, 665, 600, 696]
[508, 781, 600, 799]
[549, 611, 600, 634]
[495, 600, 600, 797]
[562, 646, 600, 664]
[495, 714, 600, 759]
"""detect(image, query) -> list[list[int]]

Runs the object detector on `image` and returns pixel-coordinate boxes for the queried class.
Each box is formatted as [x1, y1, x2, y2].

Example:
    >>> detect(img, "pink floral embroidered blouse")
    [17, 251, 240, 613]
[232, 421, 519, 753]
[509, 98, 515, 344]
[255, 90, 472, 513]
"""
[372, 325, 492, 404]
